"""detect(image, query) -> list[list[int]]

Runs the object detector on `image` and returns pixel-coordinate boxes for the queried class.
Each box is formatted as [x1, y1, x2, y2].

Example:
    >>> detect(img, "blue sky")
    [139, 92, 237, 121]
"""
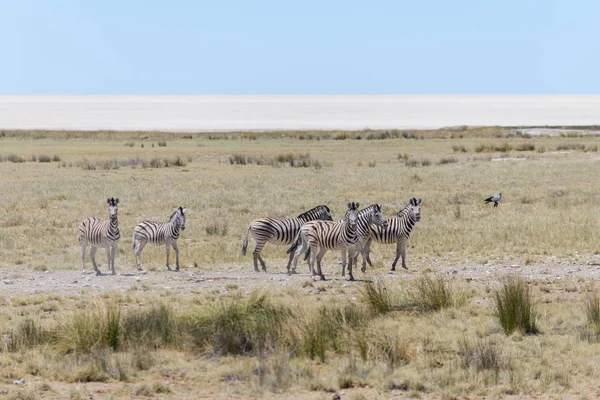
[1, 0, 599, 94]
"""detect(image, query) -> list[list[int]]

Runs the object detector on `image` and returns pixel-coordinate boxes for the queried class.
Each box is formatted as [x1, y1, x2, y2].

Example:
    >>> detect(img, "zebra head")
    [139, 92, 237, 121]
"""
[345, 202, 360, 229]
[106, 197, 119, 219]
[172, 207, 187, 231]
[370, 204, 388, 229]
[320, 205, 333, 221]
[408, 198, 422, 222]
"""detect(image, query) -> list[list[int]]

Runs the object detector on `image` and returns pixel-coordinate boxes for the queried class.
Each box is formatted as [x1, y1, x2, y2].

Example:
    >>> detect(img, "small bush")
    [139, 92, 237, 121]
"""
[123, 303, 176, 348]
[52, 155, 61, 162]
[475, 143, 513, 153]
[124, 141, 135, 147]
[205, 222, 228, 236]
[189, 291, 289, 356]
[56, 303, 122, 353]
[585, 291, 600, 328]
[360, 278, 392, 314]
[157, 141, 167, 147]
[556, 143, 585, 151]
[6, 154, 25, 163]
[38, 154, 52, 162]
[515, 143, 535, 151]
[452, 145, 468, 153]
[438, 157, 458, 165]
[494, 275, 538, 335]
[409, 274, 454, 311]
[458, 337, 505, 373]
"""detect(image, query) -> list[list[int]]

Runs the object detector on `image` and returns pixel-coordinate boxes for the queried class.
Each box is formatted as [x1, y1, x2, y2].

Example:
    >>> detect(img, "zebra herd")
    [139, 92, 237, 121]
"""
[77, 198, 187, 275]
[246, 198, 422, 281]
[77, 197, 421, 281]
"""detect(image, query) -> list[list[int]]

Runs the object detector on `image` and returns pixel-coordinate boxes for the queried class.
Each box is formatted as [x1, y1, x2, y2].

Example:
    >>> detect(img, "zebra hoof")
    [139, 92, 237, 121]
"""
[360, 266, 366, 273]
[349, 276, 355, 281]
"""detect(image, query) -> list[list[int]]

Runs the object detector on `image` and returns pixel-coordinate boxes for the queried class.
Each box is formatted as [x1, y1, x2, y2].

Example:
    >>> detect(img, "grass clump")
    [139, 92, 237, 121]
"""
[56, 303, 122, 353]
[475, 143, 513, 153]
[122, 303, 176, 349]
[494, 275, 538, 335]
[438, 157, 458, 165]
[409, 274, 455, 312]
[458, 337, 506, 373]
[189, 291, 289, 356]
[452, 145, 468, 153]
[360, 277, 392, 315]
[515, 143, 535, 151]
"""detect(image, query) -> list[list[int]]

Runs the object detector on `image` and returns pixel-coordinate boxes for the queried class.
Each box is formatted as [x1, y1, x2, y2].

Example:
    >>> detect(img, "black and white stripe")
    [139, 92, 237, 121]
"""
[287, 202, 363, 281]
[241, 205, 332, 272]
[133, 207, 187, 271]
[77, 197, 120, 275]
[362, 197, 422, 271]
[340, 204, 388, 277]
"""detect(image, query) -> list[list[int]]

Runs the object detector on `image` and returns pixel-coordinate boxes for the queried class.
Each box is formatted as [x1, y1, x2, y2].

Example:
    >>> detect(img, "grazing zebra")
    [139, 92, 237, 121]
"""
[484, 192, 503, 207]
[133, 207, 187, 272]
[241, 205, 333, 272]
[340, 204, 388, 278]
[287, 202, 364, 281]
[361, 197, 422, 271]
[77, 197, 120, 275]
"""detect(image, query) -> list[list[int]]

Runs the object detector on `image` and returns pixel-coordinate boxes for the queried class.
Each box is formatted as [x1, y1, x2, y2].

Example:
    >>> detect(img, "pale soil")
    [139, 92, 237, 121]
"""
[2, 255, 600, 299]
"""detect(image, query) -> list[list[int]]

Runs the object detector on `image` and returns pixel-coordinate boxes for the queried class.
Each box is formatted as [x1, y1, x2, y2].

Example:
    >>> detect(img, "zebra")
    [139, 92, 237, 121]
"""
[77, 197, 120, 275]
[360, 197, 422, 271]
[340, 204, 388, 278]
[133, 207, 187, 272]
[287, 202, 367, 281]
[241, 205, 333, 273]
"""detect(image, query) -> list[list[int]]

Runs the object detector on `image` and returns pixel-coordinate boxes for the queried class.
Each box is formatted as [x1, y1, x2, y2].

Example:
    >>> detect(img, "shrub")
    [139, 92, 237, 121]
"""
[452, 145, 468, 153]
[515, 143, 535, 151]
[157, 141, 167, 147]
[189, 291, 290, 356]
[438, 157, 458, 165]
[494, 275, 538, 335]
[458, 337, 505, 373]
[56, 303, 122, 353]
[409, 274, 454, 311]
[6, 154, 25, 163]
[205, 222, 228, 236]
[360, 278, 392, 314]
[122, 303, 176, 349]
[38, 154, 52, 162]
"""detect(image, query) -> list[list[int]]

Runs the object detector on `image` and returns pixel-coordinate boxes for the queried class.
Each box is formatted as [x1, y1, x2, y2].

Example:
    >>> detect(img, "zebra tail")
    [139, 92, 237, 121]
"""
[304, 247, 311, 261]
[286, 231, 301, 254]
[241, 226, 250, 256]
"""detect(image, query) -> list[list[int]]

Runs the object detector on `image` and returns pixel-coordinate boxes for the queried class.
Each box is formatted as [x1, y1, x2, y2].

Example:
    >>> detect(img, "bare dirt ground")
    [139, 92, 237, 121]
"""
[3, 254, 599, 300]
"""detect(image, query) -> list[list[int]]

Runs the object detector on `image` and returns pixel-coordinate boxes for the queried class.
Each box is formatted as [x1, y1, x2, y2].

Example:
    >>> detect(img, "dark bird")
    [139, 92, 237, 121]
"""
[484, 192, 503, 207]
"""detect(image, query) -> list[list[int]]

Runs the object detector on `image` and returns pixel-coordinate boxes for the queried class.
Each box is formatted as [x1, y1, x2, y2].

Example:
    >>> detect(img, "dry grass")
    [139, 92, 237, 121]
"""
[0, 128, 599, 398]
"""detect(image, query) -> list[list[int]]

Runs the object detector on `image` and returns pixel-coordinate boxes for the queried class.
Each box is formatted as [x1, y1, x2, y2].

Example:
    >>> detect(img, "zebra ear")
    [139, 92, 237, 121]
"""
[107, 198, 111, 205]
[115, 198, 119, 204]
[410, 198, 416, 206]
[348, 202, 352, 209]
[355, 202, 360, 209]
[417, 198, 422, 205]
[182, 208, 187, 214]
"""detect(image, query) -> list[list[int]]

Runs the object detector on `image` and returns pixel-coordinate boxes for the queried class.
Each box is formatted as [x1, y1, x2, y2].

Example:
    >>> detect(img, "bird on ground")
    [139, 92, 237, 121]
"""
[484, 192, 503, 207]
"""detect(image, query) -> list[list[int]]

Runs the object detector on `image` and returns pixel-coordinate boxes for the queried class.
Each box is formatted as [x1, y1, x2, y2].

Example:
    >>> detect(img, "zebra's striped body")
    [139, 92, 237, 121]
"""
[77, 197, 120, 275]
[241, 205, 332, 272]
[288, 202, 362, 281]
[133, 207, 186, 271]
[362, 198, 422, 271]
[340, 204, 388, 277]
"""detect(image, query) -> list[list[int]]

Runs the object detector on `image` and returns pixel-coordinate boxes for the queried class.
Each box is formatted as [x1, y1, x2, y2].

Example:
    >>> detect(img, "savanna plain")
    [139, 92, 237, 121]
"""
[0, 127, 599, 400]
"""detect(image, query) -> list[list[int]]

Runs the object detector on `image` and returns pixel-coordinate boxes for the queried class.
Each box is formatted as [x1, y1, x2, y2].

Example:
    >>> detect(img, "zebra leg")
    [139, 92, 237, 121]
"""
[173, 242, 180, 271]
[80, 241, 87, 273]
[134, 241, 147, 271]
[347, 248, 355, 281]
[315, 247, 327, 281]
[166, 244, 172, 271]
[104, 244, 112, 275]
[292, 233, 308, 274]
[341, 249, 346, 277]
[110, 243, 118, 275]
[399, 238, 408, 270]
[364, 239, 374, 269]
[257, 254, 267, 272]
[356, 242, 367, 273]
[89, 246, 102, 275]
[285, 250, 296, 274]
[252, 240, 266, 272]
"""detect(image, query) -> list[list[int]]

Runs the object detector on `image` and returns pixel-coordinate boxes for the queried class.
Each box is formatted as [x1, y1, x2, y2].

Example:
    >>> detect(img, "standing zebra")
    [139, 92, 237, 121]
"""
[287, 202, 366, 281]
[340, 204, 388, 278]
[133, 207, 187, 272]
[241, 205, 332, 272]
[77, 197, 120, 275]
[361, 197, 422, 271]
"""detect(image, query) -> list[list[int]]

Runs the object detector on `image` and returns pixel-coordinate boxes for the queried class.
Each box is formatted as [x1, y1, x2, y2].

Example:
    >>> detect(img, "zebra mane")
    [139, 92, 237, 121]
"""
[358, 204, 381, 216]
[169, 211, 178, 222]
[297, 205, 328, 219]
